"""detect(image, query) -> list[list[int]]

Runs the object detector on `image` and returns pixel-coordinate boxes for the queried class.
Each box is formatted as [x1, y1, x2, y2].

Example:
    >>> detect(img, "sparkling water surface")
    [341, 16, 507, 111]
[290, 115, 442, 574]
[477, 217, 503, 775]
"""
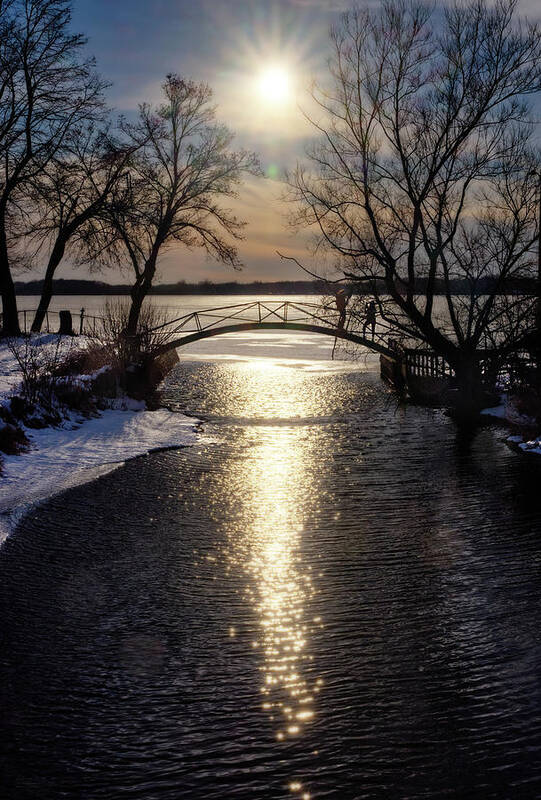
[1, 323, 541, 799]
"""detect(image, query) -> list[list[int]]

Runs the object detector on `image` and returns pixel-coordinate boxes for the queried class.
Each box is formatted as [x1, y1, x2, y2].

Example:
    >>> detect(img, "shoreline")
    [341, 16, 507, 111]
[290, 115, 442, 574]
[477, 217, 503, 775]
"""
[0, 404, 201, 546]
[480, 395, 541, 454]
[0, 332, 202, 545]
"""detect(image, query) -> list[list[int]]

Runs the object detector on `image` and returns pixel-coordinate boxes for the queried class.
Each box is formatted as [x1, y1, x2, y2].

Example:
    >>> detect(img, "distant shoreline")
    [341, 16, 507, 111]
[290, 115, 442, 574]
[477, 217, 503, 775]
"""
[16, 279, 328, 296]
[15, 277, 534, 297]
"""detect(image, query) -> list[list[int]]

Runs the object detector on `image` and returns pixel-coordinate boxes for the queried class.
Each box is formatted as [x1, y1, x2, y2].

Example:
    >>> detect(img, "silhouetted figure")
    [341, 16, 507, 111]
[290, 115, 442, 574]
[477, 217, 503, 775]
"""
[363, 300, 376, 338]
[335, 288, 350, 330]
[332, 288, 351, 359]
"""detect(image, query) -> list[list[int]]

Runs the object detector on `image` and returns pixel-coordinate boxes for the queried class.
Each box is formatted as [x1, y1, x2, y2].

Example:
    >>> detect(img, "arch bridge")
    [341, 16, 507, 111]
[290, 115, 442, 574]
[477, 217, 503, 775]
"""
[148, 299, 399, 360]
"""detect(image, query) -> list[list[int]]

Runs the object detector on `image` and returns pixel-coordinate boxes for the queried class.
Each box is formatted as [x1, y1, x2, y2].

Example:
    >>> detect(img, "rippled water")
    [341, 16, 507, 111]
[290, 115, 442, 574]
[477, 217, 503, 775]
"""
[2, 356, 541, 799]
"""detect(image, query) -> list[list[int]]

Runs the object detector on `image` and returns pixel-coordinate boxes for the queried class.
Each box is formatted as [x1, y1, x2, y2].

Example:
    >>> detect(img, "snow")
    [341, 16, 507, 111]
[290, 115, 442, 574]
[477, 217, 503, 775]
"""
[0, 406, 199, 544]
[479, 395, 541, 456]
[0, 333, 93, 402]
[480, 394, 539, 427]
[0, 336, 201, 544]
[510, 436, 541, 456]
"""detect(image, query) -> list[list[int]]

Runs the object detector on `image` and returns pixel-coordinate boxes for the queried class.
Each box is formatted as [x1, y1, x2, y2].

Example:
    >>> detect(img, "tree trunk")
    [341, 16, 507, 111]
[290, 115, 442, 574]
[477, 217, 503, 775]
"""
[126, 281, 146, 337]
[452, 356, 484, 420]
[126, 261, 155, 337]
[0, 224, 20, 336]
[31, 240, 66, 332]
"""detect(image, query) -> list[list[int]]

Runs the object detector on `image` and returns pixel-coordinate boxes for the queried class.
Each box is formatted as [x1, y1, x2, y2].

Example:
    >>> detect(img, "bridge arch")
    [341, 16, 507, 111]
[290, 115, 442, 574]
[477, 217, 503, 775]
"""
[154, 321, 397, 360]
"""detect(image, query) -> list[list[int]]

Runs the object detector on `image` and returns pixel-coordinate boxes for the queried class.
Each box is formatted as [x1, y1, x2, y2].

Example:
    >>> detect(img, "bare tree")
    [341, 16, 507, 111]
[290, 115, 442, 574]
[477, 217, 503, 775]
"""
[0, 0, 107, 335]
[20, 124, 136, 332]
[288, 0, 541, 413]
[105, 74, 260, 336]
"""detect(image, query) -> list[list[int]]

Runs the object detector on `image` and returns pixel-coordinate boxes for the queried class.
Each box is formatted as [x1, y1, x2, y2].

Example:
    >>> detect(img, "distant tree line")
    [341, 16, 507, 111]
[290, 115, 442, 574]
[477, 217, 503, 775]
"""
[0, 0, 258, 336]
[15, 278, 328, 296]
[15, 276, 541, 297]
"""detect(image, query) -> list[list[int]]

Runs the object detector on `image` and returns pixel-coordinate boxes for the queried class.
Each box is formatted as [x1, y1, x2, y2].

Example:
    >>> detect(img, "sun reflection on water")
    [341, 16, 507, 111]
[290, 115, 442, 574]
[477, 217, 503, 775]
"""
[195, 360, 330, 796]
[231, 363, 323, 743]
[236, 414, 324, 800]
[249, 436, 317, 741]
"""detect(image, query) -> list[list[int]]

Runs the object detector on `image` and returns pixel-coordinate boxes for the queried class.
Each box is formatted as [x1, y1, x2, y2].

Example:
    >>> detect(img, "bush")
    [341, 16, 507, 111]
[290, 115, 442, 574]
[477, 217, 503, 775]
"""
[54, 341, 116, 382]
[6, 335, 78, 414]
[509, 388, 541, 425]
[0, 418, 28, 455]
[89, 300, 173, 388]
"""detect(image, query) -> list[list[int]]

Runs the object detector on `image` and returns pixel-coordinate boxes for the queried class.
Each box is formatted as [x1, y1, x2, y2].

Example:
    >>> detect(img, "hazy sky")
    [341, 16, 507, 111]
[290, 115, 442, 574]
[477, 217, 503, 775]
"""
[37, 0, 541, 285]
[63, 0, 344, 285]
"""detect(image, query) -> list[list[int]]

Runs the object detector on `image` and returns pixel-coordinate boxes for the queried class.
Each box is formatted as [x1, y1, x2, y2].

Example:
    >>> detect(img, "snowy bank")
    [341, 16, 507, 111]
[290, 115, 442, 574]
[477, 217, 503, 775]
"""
[480, 402, 506, 420]
[0, 335, 203, 543]
[480, 393, 539, 425]
[0, 404, 199, 544]
[508, 435, 541, 456]
[479, 394, 541, 456]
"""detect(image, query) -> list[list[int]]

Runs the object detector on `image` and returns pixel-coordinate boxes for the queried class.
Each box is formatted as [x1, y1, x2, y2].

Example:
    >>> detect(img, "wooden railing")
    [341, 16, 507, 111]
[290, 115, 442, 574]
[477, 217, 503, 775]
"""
[404, 348, 455, 378]
[1, 308, 105, 336]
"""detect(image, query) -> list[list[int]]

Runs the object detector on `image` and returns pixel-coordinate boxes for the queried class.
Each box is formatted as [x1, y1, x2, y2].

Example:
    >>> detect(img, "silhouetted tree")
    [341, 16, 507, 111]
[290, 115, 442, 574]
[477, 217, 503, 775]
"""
[0, 0, 106, 334]
[22, 125, 136, 332]
[289, 0, 541, 414]
[105, 74, 259, 336]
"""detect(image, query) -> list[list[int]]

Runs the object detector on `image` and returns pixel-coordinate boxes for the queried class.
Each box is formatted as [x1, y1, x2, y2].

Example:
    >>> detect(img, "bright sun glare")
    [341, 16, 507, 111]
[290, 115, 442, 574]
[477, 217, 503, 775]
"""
[257, 66, 291, 105]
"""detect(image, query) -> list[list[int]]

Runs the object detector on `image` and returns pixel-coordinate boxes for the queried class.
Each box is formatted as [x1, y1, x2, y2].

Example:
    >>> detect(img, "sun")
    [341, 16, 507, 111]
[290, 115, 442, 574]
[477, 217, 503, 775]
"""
[257, 66, 291, 105]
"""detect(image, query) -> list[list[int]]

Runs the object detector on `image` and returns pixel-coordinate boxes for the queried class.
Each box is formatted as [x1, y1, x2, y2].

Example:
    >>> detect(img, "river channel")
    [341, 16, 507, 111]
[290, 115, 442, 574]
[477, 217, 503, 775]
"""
[1, 334, 541, 799]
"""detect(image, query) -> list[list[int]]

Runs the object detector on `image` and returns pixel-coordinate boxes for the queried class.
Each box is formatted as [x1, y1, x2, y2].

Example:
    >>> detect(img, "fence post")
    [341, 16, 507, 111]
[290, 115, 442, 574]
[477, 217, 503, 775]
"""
[59, 310, 75, 335]
[79, 308, 85, 335]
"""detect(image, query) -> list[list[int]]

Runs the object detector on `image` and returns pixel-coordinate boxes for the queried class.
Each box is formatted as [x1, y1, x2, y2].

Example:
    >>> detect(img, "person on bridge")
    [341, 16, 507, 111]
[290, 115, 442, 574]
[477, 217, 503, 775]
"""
[332, 287, 352, 360]
[363, 300, 377, 338]
[335, 288, 351, 331]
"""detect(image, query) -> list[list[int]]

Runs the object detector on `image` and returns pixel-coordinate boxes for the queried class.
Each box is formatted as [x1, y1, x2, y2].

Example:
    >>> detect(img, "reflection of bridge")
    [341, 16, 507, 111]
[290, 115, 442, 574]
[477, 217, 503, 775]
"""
[149, 300, 399, 359]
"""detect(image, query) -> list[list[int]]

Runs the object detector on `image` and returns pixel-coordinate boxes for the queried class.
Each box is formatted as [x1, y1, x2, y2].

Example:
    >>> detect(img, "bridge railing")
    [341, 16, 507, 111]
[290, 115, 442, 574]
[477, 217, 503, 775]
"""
[6, 299, 403, 358]
[404, 348, 455, 378]
[147, 299, 398, 350]
[147, 300, 339, 334]
[403, 346, 539, 387]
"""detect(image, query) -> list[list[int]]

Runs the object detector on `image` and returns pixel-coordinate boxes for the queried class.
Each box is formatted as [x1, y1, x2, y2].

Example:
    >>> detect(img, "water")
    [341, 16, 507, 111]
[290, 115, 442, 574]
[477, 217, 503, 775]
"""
[1, 332, 541, 799]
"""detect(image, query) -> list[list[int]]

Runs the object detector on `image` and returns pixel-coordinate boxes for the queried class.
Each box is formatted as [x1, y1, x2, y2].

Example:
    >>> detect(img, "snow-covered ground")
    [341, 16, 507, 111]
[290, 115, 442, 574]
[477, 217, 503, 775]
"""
[480, 400, 507, 419]
[0, 404, 199, 544]
[0, 337, 200, 544]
